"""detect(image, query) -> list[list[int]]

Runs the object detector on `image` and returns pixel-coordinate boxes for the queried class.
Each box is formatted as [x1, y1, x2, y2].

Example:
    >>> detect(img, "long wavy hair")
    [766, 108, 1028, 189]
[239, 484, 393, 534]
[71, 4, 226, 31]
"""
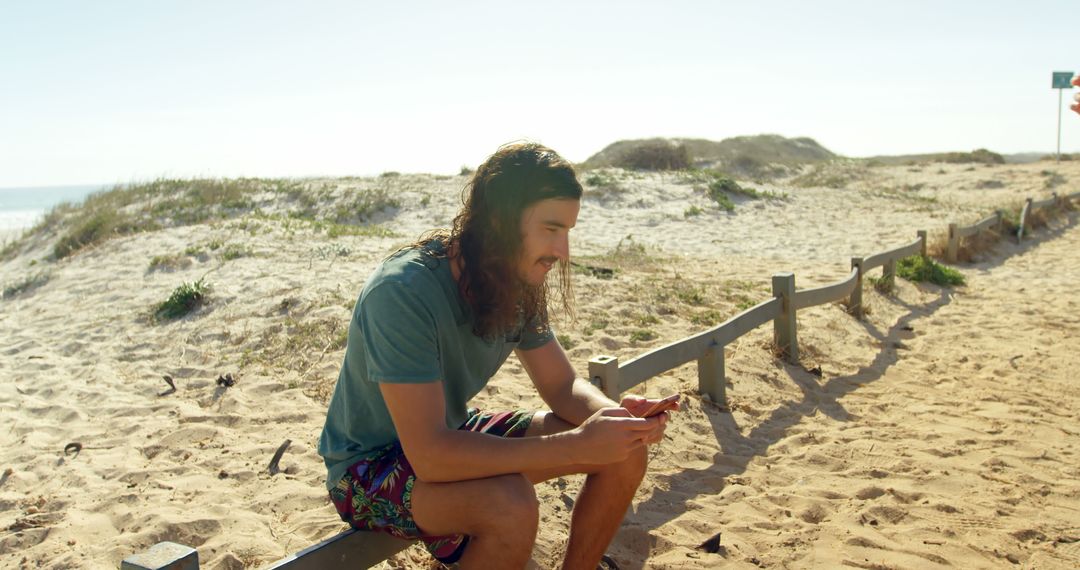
[418, 142, 582, 339]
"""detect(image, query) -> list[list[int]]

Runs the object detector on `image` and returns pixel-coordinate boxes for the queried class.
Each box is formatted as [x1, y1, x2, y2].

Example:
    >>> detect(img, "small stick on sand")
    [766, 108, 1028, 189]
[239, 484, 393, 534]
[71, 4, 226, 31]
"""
[268, 439, 291, 475]
[159, 375, 177, 397]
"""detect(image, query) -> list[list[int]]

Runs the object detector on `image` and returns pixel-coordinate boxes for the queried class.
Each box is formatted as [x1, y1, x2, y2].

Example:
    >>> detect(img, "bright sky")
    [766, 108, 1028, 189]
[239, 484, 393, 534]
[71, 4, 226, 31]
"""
[1, 0, 1078, 187]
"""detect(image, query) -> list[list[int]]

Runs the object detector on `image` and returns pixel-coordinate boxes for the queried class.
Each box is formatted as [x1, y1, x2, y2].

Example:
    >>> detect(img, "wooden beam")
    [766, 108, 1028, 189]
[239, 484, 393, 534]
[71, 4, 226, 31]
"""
[946, 223, 959, 263]
[696, 344, 725, 406]
[1017, 198, 1033, 243]
[263, 529, 416, 570]
[617, 299, 779, 389]
[771, 273, 798, 362]
[862, 237, 922, 271]
[848, 257, 864, 319]
[588, 355, 621, 400]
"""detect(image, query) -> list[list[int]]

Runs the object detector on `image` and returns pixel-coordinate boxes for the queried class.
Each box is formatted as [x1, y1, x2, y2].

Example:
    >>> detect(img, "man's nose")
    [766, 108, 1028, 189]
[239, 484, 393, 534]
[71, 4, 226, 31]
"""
[554, 234, 570, 261]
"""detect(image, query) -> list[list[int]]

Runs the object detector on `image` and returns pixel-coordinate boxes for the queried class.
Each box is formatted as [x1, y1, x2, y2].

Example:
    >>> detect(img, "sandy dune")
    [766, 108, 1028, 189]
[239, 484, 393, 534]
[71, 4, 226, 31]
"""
[1, 161, 1078, 569]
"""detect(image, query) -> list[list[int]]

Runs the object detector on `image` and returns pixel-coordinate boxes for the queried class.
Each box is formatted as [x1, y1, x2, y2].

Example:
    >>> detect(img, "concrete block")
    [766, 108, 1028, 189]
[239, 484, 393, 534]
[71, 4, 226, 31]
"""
[121, 542, 198, 570]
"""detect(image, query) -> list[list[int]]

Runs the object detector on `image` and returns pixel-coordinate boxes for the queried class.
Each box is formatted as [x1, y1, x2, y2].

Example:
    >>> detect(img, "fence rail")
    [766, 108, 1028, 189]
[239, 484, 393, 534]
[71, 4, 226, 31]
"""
[1032, 195, 1058, 209]
[793, 267, 858, 310]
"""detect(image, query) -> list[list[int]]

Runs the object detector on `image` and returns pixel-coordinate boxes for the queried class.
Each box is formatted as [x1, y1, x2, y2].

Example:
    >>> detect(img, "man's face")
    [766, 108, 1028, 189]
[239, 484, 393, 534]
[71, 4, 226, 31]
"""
[515, 198, 580, 287]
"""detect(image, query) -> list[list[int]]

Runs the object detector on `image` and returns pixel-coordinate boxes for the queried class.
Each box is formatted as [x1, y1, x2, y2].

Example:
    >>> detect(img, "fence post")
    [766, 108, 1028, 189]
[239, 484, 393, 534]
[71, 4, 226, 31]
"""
[917, 230, 928, 258]
[883, 258, 896, 293]
[588, 355, 620, 401]
[946, 223, 959, 263]
[771, 272, 798, 362]
[697, 343, 725, 407]
[1017, 197, 1033, 243]
[849, 257, 864, 319]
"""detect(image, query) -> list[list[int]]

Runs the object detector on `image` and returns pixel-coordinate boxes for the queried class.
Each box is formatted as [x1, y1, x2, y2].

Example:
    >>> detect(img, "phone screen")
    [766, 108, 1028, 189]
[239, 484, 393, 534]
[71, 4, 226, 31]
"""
[638, 394, 679, 418]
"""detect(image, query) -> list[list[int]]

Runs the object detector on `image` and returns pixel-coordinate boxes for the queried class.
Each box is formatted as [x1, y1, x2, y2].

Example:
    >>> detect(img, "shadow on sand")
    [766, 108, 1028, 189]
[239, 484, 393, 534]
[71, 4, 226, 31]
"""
[620, 209, 1078, 569]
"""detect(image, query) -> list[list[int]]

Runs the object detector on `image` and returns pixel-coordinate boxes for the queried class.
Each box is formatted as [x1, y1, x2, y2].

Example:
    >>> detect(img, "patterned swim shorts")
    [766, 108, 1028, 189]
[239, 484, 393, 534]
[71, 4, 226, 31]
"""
[329, 408, 534, 564]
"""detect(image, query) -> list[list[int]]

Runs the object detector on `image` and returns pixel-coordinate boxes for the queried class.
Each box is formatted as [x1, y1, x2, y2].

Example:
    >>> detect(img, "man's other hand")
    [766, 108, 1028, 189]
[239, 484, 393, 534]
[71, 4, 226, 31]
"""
[571, 407, 664, 464]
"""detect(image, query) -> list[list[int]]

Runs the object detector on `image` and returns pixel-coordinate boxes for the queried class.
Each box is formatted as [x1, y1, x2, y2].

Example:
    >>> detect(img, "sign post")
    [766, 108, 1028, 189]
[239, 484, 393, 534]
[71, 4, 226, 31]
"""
[1052, 71, 1074, 163]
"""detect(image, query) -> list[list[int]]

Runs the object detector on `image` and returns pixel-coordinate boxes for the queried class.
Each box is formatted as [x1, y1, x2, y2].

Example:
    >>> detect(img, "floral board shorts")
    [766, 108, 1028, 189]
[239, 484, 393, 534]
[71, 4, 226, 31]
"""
[329, 408, 534, 564]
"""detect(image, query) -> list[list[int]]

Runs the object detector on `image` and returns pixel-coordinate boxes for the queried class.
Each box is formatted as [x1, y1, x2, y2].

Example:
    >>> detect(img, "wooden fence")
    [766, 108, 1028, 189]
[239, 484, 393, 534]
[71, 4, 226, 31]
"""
[589, 190, 1078, 404]
[588, 233, 925, 403]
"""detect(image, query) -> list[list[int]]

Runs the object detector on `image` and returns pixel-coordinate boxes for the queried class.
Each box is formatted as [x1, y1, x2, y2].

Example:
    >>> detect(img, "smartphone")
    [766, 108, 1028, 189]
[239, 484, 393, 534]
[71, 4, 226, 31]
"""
[637, 394, 680, 418]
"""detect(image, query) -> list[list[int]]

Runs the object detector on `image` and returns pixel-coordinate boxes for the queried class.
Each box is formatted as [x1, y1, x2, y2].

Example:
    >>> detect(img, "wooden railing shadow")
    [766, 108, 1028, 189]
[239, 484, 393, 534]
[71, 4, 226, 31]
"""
[619, 287, 954, 570]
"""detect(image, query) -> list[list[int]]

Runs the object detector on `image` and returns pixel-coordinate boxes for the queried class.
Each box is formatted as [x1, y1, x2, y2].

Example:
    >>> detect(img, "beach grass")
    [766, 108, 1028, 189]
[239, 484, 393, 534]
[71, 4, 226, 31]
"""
[896, 255, 965, 286]
[154, 278, 210, 321]
[0, 177, 405, 262]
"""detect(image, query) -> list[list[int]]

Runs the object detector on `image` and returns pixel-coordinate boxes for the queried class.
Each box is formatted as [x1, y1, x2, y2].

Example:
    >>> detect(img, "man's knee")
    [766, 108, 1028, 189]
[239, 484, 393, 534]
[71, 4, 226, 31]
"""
[485, 474, 540, 527]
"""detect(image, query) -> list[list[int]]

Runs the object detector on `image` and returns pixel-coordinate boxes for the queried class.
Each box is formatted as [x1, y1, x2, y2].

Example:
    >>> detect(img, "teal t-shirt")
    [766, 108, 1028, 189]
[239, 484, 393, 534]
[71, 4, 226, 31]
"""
[318, 242, 554, 489]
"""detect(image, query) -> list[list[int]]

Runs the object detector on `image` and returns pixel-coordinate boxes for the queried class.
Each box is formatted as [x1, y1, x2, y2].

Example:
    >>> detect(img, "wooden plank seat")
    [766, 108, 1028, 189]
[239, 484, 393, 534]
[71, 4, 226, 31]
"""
[263, 529, 417, 569]
[121, 530, 417, 570]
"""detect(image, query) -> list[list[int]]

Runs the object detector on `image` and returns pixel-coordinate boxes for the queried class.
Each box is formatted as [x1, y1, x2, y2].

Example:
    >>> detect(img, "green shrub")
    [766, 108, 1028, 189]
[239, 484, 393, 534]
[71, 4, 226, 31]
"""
[1042, 171, 1066, 189]
[710, 177, 759, 198]
[585, 172, 617, 187]
[896, 256, 965, 286]
[583, 171, 625, 200]
[791, 161, 867, 189]
[706, 188, 735, 212]
[148, 253, 191, 271]
[689, 309, 724, 326]
[332, 185, 402, 224]
[155, 278, 210, 321]
[942, 148, 1004, 165]
[630, 329, 658, 342]
[54, 210, 128, 259]
[684, 205, 705, 217]
[220, 244, 251, 260]
[614, 141, 691, 170]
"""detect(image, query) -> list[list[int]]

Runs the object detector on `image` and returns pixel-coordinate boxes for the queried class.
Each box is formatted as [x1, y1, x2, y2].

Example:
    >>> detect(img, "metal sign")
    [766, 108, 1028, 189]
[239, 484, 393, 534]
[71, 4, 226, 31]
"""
[1053, 71, 1075, 162]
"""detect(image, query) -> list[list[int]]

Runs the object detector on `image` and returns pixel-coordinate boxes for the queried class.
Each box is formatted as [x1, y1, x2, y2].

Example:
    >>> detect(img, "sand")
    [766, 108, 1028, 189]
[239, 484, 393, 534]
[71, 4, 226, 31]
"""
[1, 160, 1078, 569]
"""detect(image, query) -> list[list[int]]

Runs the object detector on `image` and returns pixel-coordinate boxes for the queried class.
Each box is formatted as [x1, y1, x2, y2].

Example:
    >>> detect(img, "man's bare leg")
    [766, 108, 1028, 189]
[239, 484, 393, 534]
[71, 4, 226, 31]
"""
[524, 411, 649, 570]
[410, 474, 539, 570]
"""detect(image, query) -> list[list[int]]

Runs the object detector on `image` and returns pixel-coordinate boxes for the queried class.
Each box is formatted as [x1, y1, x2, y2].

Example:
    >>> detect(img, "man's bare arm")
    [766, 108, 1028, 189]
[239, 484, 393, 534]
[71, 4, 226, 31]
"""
[515, 339, 615, 426]
[380, 380, 658, 483]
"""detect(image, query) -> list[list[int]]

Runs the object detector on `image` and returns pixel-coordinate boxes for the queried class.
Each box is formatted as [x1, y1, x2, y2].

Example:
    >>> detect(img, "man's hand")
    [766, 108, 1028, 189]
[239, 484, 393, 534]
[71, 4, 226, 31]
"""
[1072, 76, 1080, 116]
[570, 407, 664, 464]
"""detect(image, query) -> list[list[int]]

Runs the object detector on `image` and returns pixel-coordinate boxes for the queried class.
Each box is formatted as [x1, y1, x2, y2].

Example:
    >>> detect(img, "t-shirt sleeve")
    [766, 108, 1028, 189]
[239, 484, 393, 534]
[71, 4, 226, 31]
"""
[517, 311, 555, 351]
[357, 282, 441, 383]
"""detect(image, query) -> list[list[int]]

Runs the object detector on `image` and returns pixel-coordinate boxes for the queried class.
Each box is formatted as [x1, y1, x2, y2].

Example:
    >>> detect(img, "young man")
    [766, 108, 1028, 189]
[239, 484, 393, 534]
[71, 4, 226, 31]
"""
[319, 143, 673, 569]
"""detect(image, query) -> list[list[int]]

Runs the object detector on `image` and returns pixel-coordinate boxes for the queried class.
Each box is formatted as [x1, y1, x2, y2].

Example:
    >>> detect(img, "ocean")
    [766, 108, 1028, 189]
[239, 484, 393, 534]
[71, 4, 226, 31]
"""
[0, 184, 105, 236]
